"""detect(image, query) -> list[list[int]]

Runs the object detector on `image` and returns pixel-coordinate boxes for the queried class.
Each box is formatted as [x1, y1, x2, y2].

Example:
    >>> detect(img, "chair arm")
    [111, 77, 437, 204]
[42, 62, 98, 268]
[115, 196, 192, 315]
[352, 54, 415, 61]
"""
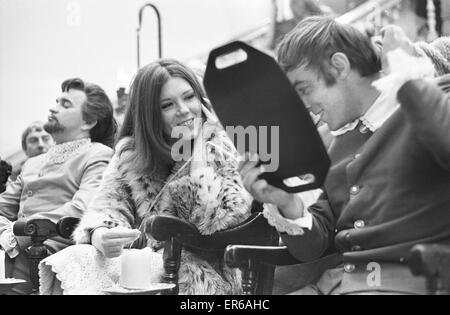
[13, 217, 80, 240]
[409, 244, 450, 294]
[13, 218, 58, 239]
[146, 213, 279, 251]
[56, 217, 80, 239]
[12, 218, 58, 294]
[225, 245, 301, 269]
[146, 215, 200, 243]
[10, 217, 79, 294]
[147, 214, 280, 295]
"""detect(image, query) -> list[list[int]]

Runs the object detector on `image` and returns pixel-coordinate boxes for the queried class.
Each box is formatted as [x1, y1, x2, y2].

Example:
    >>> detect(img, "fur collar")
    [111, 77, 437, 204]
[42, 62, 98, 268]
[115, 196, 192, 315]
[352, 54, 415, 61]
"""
[113, 127, 239, 223]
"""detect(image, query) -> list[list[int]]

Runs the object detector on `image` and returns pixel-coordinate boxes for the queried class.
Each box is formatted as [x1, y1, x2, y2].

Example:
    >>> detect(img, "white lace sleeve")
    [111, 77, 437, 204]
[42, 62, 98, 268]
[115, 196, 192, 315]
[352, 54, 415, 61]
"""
[0, 220, 19, 258]
[262, 188, 321, 236]
[263, 204, 313, 236]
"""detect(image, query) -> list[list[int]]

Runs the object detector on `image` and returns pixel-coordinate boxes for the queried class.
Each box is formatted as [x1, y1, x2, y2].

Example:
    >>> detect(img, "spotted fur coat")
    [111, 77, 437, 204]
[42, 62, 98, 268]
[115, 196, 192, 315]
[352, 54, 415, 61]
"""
[73, 129, 252, 295]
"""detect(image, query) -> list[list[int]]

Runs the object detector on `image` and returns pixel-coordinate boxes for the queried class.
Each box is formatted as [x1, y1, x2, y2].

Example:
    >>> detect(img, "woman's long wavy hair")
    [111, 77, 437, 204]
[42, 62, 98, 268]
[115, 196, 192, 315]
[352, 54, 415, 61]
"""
[118, 59, 210, 176]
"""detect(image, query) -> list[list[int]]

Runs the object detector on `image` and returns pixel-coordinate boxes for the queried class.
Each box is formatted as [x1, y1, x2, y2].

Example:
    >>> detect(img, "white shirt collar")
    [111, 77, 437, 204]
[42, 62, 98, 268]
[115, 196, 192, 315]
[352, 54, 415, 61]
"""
[330, 93, 399, 137]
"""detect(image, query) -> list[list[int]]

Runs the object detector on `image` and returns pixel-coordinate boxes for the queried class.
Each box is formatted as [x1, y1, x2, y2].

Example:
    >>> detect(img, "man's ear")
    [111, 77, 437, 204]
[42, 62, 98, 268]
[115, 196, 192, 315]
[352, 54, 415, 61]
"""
[81, 120, 98, 131]
[330, 53, 351, 79]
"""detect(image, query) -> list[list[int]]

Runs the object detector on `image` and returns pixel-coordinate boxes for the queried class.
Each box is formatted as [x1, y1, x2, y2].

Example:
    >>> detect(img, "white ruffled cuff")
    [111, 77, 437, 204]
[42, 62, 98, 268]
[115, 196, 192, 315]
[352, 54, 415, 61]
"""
[262, 203, 313, 236]
[0, 222, 20, 259]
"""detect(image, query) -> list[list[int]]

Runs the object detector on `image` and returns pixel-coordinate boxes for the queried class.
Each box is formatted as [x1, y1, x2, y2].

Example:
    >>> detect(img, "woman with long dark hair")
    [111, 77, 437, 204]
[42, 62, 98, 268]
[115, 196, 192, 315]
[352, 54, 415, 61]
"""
[39, 59, 252, 295]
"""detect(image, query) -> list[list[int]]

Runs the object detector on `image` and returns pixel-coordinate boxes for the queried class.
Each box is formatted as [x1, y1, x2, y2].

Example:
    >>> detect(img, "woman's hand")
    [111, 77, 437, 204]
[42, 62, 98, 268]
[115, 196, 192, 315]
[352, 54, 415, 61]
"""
[190, 104, 220, 175]
[91, 227, 141, 258]
[239, 153, 305, 220]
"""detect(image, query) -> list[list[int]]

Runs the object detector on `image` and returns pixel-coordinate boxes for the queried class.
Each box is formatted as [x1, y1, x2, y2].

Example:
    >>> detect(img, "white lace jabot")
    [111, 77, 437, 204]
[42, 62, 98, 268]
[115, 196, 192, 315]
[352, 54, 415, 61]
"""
[45, 138, 91, 165]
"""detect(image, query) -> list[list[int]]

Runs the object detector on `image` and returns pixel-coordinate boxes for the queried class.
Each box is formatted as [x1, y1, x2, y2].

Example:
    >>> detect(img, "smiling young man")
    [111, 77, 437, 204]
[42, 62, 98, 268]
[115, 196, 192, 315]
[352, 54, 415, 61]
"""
[240, 17, 450, 295]
[0, 78, 115, 294]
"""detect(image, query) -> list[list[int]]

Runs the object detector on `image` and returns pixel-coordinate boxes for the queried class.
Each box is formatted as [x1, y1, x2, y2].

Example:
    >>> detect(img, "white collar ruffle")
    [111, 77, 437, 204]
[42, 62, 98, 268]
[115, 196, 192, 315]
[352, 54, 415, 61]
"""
[330, 93, 399, 137]
[45, 138, 91, 165]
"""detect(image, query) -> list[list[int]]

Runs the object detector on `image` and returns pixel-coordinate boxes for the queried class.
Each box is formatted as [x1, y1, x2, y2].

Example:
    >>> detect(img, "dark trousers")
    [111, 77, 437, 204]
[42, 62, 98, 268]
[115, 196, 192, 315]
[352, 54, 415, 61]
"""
[4, 251, 33, 295]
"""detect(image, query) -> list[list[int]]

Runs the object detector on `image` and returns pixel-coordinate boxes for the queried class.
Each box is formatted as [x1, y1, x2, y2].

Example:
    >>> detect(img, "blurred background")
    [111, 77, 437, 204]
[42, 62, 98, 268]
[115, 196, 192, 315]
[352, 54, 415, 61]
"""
[1, 0, 449, 171]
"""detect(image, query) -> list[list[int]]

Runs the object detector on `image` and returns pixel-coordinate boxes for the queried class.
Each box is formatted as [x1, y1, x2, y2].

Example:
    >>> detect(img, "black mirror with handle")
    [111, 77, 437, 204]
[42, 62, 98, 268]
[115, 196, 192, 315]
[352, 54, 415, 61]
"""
[204, 41, 330, 193]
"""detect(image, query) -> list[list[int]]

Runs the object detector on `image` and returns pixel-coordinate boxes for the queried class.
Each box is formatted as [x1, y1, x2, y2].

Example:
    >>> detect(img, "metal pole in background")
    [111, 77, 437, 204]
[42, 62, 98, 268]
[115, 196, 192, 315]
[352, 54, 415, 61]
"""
[137, 3, 162, 69]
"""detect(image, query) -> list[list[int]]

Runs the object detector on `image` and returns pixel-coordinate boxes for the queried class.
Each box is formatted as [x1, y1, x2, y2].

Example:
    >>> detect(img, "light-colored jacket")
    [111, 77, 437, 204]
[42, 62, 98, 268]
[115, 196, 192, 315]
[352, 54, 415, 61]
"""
[0, 140, 113, 250]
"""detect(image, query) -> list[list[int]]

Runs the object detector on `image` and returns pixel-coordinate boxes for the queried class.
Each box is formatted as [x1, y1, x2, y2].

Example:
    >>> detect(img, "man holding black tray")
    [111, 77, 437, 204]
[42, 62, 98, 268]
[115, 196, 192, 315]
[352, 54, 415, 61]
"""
[240, 17, 450, 295]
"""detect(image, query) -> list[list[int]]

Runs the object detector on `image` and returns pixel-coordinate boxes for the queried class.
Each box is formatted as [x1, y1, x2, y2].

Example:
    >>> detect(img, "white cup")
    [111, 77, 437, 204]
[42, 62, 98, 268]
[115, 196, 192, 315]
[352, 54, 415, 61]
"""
[120, 248, 153, 290]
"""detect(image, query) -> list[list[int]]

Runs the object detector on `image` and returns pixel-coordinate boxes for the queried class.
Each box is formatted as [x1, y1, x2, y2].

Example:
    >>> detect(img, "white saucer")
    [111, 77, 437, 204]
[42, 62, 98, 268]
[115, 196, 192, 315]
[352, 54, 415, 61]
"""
[103, 283, 176, 295]
[0, 279, 27, 292]
[0, 278, 27, 285]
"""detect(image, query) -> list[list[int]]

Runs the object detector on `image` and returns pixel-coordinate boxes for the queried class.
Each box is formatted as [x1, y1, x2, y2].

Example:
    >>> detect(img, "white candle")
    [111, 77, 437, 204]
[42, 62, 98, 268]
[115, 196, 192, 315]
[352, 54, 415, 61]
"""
[0, 249, 5, 280]
[120, 248, 153, 290]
